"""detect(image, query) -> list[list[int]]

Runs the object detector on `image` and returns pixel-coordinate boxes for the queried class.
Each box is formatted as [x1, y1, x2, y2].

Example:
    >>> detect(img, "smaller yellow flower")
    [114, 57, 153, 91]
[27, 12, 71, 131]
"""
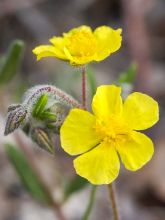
[60, 85, 159, 185]
[32, 26, 122, 65]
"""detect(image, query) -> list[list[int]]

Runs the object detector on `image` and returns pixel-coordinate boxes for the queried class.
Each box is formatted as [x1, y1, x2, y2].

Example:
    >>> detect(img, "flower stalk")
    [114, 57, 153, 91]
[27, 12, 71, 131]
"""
[108, 183, 120, 220]
[82, 66, 87, 109]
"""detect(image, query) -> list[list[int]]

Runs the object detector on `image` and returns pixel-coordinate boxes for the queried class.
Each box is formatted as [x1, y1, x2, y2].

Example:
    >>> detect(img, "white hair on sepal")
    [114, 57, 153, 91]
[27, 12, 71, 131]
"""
[4, 84, 81, 136]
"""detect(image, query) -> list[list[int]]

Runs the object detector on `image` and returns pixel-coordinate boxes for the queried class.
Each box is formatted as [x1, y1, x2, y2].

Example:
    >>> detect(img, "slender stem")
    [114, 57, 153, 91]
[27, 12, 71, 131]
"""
[82, 185, 97, 220]
[14, 132, 66, 220]
[108, 183, 120, 220]
[81, 66, 97, 220]
[81, 66, 87, 109]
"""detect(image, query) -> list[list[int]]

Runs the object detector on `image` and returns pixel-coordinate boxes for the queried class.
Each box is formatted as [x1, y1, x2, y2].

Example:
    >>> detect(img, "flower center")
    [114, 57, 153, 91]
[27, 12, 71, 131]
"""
[94, 115, 131, 144]
[66, 30, 97, 57]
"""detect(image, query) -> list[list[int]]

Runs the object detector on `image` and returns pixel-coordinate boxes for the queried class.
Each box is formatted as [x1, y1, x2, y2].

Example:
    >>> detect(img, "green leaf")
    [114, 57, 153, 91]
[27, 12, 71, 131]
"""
[39, 111, 56, 121]
[0, 40, 25, 84]
[5, 144, 53, 205]
[82, 185, 97, 220]
[33, 94, 48, 117]
[117, 63, 137, 85]
[0, 56, 5, 69]
[64, 175, 88, 201]
[87, 66, 97, 97]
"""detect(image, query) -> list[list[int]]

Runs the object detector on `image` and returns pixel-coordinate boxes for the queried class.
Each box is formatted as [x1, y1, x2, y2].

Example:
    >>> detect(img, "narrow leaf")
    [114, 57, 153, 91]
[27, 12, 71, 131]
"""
[39, 111, 56, 121]
[64, 175, 88, 201]
[0, 56, 5, 69]
[5, 144, 53, 205]
[87, 66, 97, 97]
[33, 94, 48, 117]
[117, 63, 137, 85]
[0, 40, 25, 84]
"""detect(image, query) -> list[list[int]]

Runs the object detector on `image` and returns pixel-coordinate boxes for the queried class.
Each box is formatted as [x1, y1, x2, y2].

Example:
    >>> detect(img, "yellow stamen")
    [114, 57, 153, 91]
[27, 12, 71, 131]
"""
[66, 30, 97, 57]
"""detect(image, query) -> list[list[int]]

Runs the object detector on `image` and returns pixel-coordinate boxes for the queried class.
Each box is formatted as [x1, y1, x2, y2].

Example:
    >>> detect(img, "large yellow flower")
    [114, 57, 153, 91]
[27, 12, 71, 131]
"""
[32, 26, 122, 65]
[60, 85, 159, 185]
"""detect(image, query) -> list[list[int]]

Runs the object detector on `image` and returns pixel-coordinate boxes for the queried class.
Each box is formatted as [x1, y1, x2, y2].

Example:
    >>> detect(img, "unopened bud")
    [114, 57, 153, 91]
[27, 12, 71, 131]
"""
[31, 127, 54, 153]
[4, 106, 27, 135]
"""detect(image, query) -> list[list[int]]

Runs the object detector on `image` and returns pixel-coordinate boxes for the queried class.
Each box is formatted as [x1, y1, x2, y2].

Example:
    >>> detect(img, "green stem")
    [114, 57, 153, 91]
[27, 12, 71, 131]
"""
[108, 183, 120, 220]
[81, 66, 87, 109]
[82, 185, 97, 220]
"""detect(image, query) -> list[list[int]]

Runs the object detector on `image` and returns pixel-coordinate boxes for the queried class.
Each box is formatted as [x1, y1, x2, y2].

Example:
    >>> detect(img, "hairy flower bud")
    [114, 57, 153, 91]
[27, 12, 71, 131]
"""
[5, 106, 27, 135]
[31, 127, 54, 153]
[5, 84, 81, 153]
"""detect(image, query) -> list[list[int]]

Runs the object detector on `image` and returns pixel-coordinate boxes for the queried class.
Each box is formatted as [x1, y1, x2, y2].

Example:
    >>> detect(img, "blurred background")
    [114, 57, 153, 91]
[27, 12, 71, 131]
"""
[0, 0, 165, 219]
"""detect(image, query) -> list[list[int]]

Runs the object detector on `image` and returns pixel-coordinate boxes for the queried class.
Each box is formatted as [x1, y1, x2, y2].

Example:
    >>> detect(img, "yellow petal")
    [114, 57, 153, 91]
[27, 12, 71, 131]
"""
[117, 131, 154, 171]
[49, 36, 65, 47]
[32, 45, 67, 60]
[64, 47, 94, 65]
[32, 25, 122, 65]
[65, 25, 92, 37]
[123, 92, 159, 130]
[69, 57, 94, 66]
[94, 26, 122, 61]
[74, 141, 120, 185]
[63, 26, 95, 65]
[92, 85, 123, 119]
[60, 109, 101, 155]
[63, 47, 75, 64]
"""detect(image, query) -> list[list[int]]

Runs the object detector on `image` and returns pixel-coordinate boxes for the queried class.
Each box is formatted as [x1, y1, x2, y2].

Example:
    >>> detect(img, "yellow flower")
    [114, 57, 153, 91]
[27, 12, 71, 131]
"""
[60, 85, 159, 185]
[32, 26, 122, 65]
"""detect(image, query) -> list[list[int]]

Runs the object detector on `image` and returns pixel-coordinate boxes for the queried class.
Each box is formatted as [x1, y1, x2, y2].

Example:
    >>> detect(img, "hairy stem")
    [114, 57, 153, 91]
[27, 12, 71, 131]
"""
[82, 185, 97, 220]
[108, 183, 120, 220]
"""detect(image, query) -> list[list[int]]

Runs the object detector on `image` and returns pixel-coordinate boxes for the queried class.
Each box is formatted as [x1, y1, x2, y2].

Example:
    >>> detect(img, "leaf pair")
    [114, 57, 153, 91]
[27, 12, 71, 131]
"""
[32, 94, 56, 122]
